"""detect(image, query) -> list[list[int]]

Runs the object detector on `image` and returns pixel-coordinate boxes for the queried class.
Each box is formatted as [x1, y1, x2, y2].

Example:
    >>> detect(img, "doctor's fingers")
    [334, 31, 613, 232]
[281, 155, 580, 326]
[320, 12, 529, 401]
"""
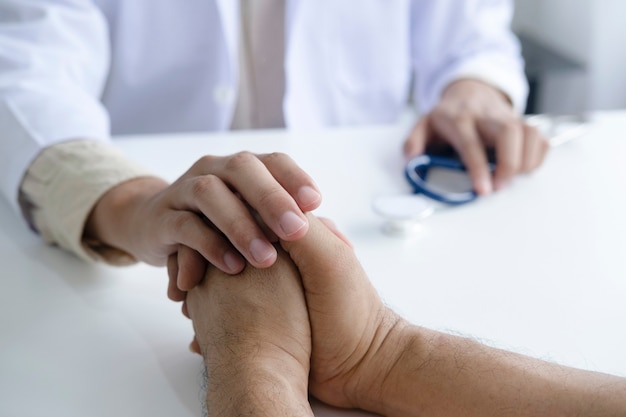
[167, 246, 209, 298]
[188, 151, 321, 219]
[477, 118, 524, 191]
[520, 124, 550, 173]
[432, 115, 493, 195]
[189, 152, 317, 242]
[163, 210, 252, 273]
[403, 117, 431, 159]
[176, 245, 210, 291]
[167, 253, 186, 301]
[169, 177, 280, 269]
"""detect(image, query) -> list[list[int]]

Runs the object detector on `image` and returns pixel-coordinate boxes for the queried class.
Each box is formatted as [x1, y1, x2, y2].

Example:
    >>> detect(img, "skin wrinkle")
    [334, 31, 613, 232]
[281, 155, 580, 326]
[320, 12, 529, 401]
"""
[356, 313, 407, 410]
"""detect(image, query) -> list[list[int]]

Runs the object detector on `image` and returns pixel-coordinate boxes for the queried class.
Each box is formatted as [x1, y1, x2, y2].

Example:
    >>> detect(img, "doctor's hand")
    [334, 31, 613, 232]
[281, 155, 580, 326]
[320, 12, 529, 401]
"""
[85, 152, 321, 299]
[403, 78, 549, 194]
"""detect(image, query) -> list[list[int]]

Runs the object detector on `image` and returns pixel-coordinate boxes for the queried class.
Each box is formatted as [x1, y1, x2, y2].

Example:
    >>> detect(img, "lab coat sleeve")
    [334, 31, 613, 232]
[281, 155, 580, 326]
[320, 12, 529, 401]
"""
[410, 0, 528, 114]
[0, 0, 111, 215]
[20, 140, 154, 265]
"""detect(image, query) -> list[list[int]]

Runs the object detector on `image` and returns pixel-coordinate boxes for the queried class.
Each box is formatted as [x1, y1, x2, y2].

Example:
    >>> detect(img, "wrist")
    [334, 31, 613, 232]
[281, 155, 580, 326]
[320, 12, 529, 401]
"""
[204, 355, 312, 417]
[343, 310, 414, 413]
[84, 176, 168, 258]
[443, 78, 512, 108]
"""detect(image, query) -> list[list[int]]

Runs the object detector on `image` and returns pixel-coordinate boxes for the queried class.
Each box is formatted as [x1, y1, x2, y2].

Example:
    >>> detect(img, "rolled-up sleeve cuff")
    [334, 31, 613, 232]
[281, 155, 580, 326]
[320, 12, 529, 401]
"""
[20, 140, 155, 265]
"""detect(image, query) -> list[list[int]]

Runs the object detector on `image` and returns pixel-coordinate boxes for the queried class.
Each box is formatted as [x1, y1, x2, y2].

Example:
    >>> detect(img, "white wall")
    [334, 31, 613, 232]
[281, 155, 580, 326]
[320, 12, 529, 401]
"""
[588, 1, 626, 110]
[513, 0, 626, 112]
[513, 0, 591, 63]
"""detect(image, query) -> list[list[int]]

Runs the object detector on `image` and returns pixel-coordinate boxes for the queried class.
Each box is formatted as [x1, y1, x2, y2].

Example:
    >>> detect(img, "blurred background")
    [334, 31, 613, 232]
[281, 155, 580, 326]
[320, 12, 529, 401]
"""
[513, 0, 626, 114]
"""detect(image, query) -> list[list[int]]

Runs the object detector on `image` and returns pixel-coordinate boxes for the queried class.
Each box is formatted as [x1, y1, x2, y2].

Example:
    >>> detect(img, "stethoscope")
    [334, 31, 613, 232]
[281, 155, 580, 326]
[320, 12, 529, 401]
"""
[372, 114, 589, 236]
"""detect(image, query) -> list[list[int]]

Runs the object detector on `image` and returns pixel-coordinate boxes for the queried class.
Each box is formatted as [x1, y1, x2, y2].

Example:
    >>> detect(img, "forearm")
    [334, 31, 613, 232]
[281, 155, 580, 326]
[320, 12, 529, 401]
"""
[372, 326, 626, 417]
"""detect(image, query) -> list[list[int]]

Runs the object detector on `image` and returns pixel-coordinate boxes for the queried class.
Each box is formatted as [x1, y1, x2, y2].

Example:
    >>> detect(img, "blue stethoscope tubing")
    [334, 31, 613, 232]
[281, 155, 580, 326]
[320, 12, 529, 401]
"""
[404, 154, 480, 205]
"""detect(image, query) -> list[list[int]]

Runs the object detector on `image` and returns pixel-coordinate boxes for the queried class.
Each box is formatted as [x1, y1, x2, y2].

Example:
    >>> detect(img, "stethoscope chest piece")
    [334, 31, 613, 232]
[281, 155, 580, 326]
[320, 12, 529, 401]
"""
[372, 194, 435, 237]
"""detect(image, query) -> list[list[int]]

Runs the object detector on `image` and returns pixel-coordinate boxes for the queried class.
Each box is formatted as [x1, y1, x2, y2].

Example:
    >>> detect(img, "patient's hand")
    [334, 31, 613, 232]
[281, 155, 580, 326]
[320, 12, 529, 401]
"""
[186, 214, 407, 413]
[186, 250, 313, 417]
[280, 214, 408, 410]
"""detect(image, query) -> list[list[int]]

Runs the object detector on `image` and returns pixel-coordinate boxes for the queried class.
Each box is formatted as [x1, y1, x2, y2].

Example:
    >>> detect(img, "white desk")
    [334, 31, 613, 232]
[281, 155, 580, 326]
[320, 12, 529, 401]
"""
[1, 112, 625, 417]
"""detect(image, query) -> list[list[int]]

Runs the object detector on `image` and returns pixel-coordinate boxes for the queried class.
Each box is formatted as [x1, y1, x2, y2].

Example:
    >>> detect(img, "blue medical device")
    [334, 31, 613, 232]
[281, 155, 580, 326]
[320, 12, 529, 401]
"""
[403, 116, 587, 206]
[404, 154, 495, 205]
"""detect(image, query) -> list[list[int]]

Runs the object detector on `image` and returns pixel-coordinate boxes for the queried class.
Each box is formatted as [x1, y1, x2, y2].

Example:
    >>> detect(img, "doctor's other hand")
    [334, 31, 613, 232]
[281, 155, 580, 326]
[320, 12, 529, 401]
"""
[404, 78, 549, 195]
[85, 151, 322, 299]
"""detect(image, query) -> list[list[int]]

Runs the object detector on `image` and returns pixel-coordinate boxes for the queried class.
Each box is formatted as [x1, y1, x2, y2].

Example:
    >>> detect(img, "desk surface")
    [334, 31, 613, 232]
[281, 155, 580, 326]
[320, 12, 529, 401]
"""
[1, 112, 625, 417]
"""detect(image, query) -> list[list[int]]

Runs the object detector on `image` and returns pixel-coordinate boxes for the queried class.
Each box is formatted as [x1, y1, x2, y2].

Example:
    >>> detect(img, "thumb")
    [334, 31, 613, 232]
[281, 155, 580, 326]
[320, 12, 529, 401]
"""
[403, 116, 430, 160]
[280, 214, 374, 304]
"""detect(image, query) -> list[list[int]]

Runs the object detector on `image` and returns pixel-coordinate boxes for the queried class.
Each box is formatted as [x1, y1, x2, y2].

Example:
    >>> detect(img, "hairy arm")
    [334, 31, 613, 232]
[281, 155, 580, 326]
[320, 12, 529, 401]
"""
[185, 250, 314, 417]
[281, 214, 626, 417]
[366, 326, 626, 417]
[184, 213, 626, 416]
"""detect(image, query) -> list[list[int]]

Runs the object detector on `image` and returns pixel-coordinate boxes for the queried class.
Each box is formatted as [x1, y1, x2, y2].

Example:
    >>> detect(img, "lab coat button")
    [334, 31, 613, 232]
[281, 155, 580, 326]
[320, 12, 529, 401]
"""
[213, 85, 235, 106]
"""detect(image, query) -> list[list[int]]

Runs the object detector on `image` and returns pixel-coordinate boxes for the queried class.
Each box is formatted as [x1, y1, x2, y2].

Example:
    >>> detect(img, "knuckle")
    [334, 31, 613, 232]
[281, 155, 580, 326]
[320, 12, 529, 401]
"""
[524, 123, 540, 137]
[498, 160, 517, 176]
[199, 234, 239, 264]
[263, 151, 289, 164]
[257, 186, 287, 208]
[504, 119, 524, 135]
[452, 111, 475, 127]
[190, 174, 221, 198]
[169, 211, 194, 232]
[192, 155, 218, 172]
[490, 118, 521, 142]
[225, 151, 258, 171]
[455, 137, 477, 154]
[222, 221, 250, 246]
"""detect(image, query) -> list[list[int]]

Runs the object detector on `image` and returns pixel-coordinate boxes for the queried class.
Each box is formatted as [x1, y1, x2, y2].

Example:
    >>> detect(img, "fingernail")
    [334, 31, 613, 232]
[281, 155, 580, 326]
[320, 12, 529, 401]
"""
[249, 238, 276, 264]
[297, 186, 321, 208]
[279, 211, 307, 237]
[478, 178, 493, 195]
[223, 251, 244, 273]
[494, 179, 509, 191]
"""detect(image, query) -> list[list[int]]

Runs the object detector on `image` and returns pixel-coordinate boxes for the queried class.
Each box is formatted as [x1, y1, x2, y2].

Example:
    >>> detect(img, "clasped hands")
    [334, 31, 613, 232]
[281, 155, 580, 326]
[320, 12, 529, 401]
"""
[184, 214, 405, 416]
[83, 80, 626, 415]
[87, 79, 549, 298]
[182, 213, 626, 417]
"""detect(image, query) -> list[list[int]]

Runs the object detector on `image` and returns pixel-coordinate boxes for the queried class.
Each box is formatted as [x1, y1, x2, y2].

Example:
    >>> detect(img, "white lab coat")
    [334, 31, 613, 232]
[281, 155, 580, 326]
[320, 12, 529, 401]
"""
[0, 0, 526, 213]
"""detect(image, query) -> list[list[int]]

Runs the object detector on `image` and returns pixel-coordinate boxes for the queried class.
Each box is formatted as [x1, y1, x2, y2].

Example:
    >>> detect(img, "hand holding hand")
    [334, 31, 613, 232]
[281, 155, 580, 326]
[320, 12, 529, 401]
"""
[184, 213, 407, 414]
[280, 214, 408, 411]
[86, 151, 321, 299]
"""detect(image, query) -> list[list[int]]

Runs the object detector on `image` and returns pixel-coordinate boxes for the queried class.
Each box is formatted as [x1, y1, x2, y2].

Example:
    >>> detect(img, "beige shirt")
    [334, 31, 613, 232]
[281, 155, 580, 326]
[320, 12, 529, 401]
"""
[20, 0, 285, 264]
